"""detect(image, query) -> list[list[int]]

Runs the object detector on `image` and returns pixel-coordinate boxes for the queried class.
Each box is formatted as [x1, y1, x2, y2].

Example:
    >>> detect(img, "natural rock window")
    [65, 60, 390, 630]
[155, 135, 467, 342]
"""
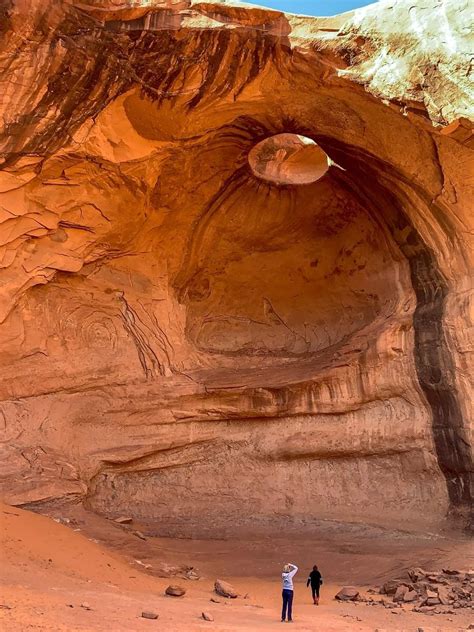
[248, 133, 330, 185]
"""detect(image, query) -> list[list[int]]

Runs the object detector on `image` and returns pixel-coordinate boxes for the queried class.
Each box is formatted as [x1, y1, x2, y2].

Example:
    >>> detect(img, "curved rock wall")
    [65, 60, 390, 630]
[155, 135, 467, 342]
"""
[0, 0, 472, 532]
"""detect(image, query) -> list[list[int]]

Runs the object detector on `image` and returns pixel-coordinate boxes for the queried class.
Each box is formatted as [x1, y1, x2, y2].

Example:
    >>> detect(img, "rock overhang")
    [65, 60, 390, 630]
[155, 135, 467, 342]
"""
[0, 0, 472, 532]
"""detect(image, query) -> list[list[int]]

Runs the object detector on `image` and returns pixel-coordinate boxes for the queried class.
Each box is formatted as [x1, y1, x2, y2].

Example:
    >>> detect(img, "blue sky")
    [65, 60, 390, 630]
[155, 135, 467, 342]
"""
[249, 0, 376, 16]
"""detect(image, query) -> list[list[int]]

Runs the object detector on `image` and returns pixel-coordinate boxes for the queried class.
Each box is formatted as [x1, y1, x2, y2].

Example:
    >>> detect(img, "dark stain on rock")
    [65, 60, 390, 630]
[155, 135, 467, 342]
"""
[320, 137, 472, 521]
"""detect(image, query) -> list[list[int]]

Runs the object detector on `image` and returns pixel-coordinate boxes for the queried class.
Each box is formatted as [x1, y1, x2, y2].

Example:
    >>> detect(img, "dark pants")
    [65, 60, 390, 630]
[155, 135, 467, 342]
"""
[281, 589, 294, 621]
[311, 584, 320, 599]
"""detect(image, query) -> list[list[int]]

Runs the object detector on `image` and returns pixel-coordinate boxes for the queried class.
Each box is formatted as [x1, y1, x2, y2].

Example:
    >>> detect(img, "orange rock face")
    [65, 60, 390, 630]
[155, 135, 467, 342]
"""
[0, 0, 472, 532]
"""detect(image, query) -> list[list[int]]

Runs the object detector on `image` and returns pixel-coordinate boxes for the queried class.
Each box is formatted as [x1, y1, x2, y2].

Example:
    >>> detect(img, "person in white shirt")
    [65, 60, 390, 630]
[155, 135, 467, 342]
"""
[281, 563, 298, 622]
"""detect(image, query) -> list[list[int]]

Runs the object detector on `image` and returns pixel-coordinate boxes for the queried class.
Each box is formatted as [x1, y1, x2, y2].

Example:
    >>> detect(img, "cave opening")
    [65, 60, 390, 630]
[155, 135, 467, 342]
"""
[248, 133, 330, 185]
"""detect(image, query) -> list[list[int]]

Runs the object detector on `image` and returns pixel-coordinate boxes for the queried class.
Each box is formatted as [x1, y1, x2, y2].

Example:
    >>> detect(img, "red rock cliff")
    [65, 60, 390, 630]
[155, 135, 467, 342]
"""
[0, 0, 472, 532]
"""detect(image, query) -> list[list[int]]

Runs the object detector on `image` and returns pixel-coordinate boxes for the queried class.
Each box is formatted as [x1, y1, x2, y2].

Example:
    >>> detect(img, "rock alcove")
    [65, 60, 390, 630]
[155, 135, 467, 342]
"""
[0, 0, 472, 534]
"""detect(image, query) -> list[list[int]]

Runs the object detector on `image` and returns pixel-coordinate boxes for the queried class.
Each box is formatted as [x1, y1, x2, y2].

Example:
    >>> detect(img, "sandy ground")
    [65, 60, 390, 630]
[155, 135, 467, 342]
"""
[1, 503, 473, 631]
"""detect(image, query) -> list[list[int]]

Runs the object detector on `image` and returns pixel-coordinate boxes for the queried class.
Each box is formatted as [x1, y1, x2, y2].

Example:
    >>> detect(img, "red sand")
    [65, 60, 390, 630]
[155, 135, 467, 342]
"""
[1, 503, 473, 631]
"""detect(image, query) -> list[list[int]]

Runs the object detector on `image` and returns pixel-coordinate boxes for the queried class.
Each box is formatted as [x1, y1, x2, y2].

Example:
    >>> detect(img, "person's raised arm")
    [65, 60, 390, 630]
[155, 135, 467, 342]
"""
[288, 564, 298, 578]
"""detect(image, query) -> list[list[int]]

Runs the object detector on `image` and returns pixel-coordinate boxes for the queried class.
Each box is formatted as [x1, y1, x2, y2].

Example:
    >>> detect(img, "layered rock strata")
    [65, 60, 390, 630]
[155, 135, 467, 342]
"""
[0, 0, 472, 532]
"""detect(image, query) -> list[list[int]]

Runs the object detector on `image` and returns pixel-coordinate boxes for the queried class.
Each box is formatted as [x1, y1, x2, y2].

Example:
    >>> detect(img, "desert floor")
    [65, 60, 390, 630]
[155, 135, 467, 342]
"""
[1, 503, 473, 631]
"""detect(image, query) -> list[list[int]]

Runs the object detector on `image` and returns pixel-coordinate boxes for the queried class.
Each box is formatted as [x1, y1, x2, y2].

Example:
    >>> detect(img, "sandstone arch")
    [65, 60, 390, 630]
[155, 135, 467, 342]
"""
[0, 0, 472, 532]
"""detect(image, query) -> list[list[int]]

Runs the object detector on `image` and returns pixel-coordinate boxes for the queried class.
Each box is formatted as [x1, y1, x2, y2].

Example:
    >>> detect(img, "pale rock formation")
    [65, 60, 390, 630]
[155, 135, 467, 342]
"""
[0, 0, 472, 532]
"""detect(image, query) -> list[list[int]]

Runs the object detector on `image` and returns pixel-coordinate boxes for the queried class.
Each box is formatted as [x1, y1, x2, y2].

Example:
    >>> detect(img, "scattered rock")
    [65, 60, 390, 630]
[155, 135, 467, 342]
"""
[153, 562, 200, 580]
[374, 568, 472, 614]
[80, 602, 92, 610]
[114, 516, 133, 524]
[393, 585, 408, 602]
[381, 579, 404, 595]
[141, 611, 158, 620]
[202, 612, 214, 621]
[215, 579, 238, 599]
[413, 606, 436, 613]
[425, 597, 440, 606]
[408, 568, 427, 583]
[210, 598, 221, 603]
[437, 585, 452, 604]
[165, 585, 186, 597]
[243, 593, 250, 599]
[132, 530, 147, 541]
[135, 560, 152, 570]
[403, 590, 418, 602]
[427, 573, 447, 584]
[335, 587, 359, 601]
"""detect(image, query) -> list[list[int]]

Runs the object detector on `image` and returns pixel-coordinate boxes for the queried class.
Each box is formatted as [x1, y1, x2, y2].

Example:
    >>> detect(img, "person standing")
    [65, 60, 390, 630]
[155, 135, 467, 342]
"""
[306, 565, 323, 605]
[281, 563, 298, 622]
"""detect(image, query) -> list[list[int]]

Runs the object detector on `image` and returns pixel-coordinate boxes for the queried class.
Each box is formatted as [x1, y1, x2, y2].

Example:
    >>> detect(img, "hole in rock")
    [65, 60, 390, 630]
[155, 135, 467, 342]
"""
[248, 133, 330, 185]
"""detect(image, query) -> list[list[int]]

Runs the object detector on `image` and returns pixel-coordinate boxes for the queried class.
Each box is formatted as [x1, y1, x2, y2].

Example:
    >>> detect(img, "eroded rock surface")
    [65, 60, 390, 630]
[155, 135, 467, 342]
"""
[0, 0, 472, 532]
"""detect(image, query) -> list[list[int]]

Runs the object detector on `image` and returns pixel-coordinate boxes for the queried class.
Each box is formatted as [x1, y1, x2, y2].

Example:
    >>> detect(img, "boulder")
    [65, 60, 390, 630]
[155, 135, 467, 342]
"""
[381, 580, 404, 595]
[165, 585, 186, 597]
[437, 586, 452, 605]
[215, 580, 238, 599]
[335, 587, 359, 601]
[381, 581, 395, 595]
[393, 585, 408, 602]
[403, 590, 418, 602]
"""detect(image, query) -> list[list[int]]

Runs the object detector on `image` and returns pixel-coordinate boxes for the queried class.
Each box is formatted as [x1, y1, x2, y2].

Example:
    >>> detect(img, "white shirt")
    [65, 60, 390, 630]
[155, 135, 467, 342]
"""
[282, 564, 298, 590]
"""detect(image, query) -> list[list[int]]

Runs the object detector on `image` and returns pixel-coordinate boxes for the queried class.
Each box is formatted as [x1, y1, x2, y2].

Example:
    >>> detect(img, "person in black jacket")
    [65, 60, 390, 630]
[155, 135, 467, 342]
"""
[306, 565, 323, 605]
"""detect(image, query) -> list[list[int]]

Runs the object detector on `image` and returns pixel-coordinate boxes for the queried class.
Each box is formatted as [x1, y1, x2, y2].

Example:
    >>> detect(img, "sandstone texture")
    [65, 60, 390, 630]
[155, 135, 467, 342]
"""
[0, 0, 472, 531]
